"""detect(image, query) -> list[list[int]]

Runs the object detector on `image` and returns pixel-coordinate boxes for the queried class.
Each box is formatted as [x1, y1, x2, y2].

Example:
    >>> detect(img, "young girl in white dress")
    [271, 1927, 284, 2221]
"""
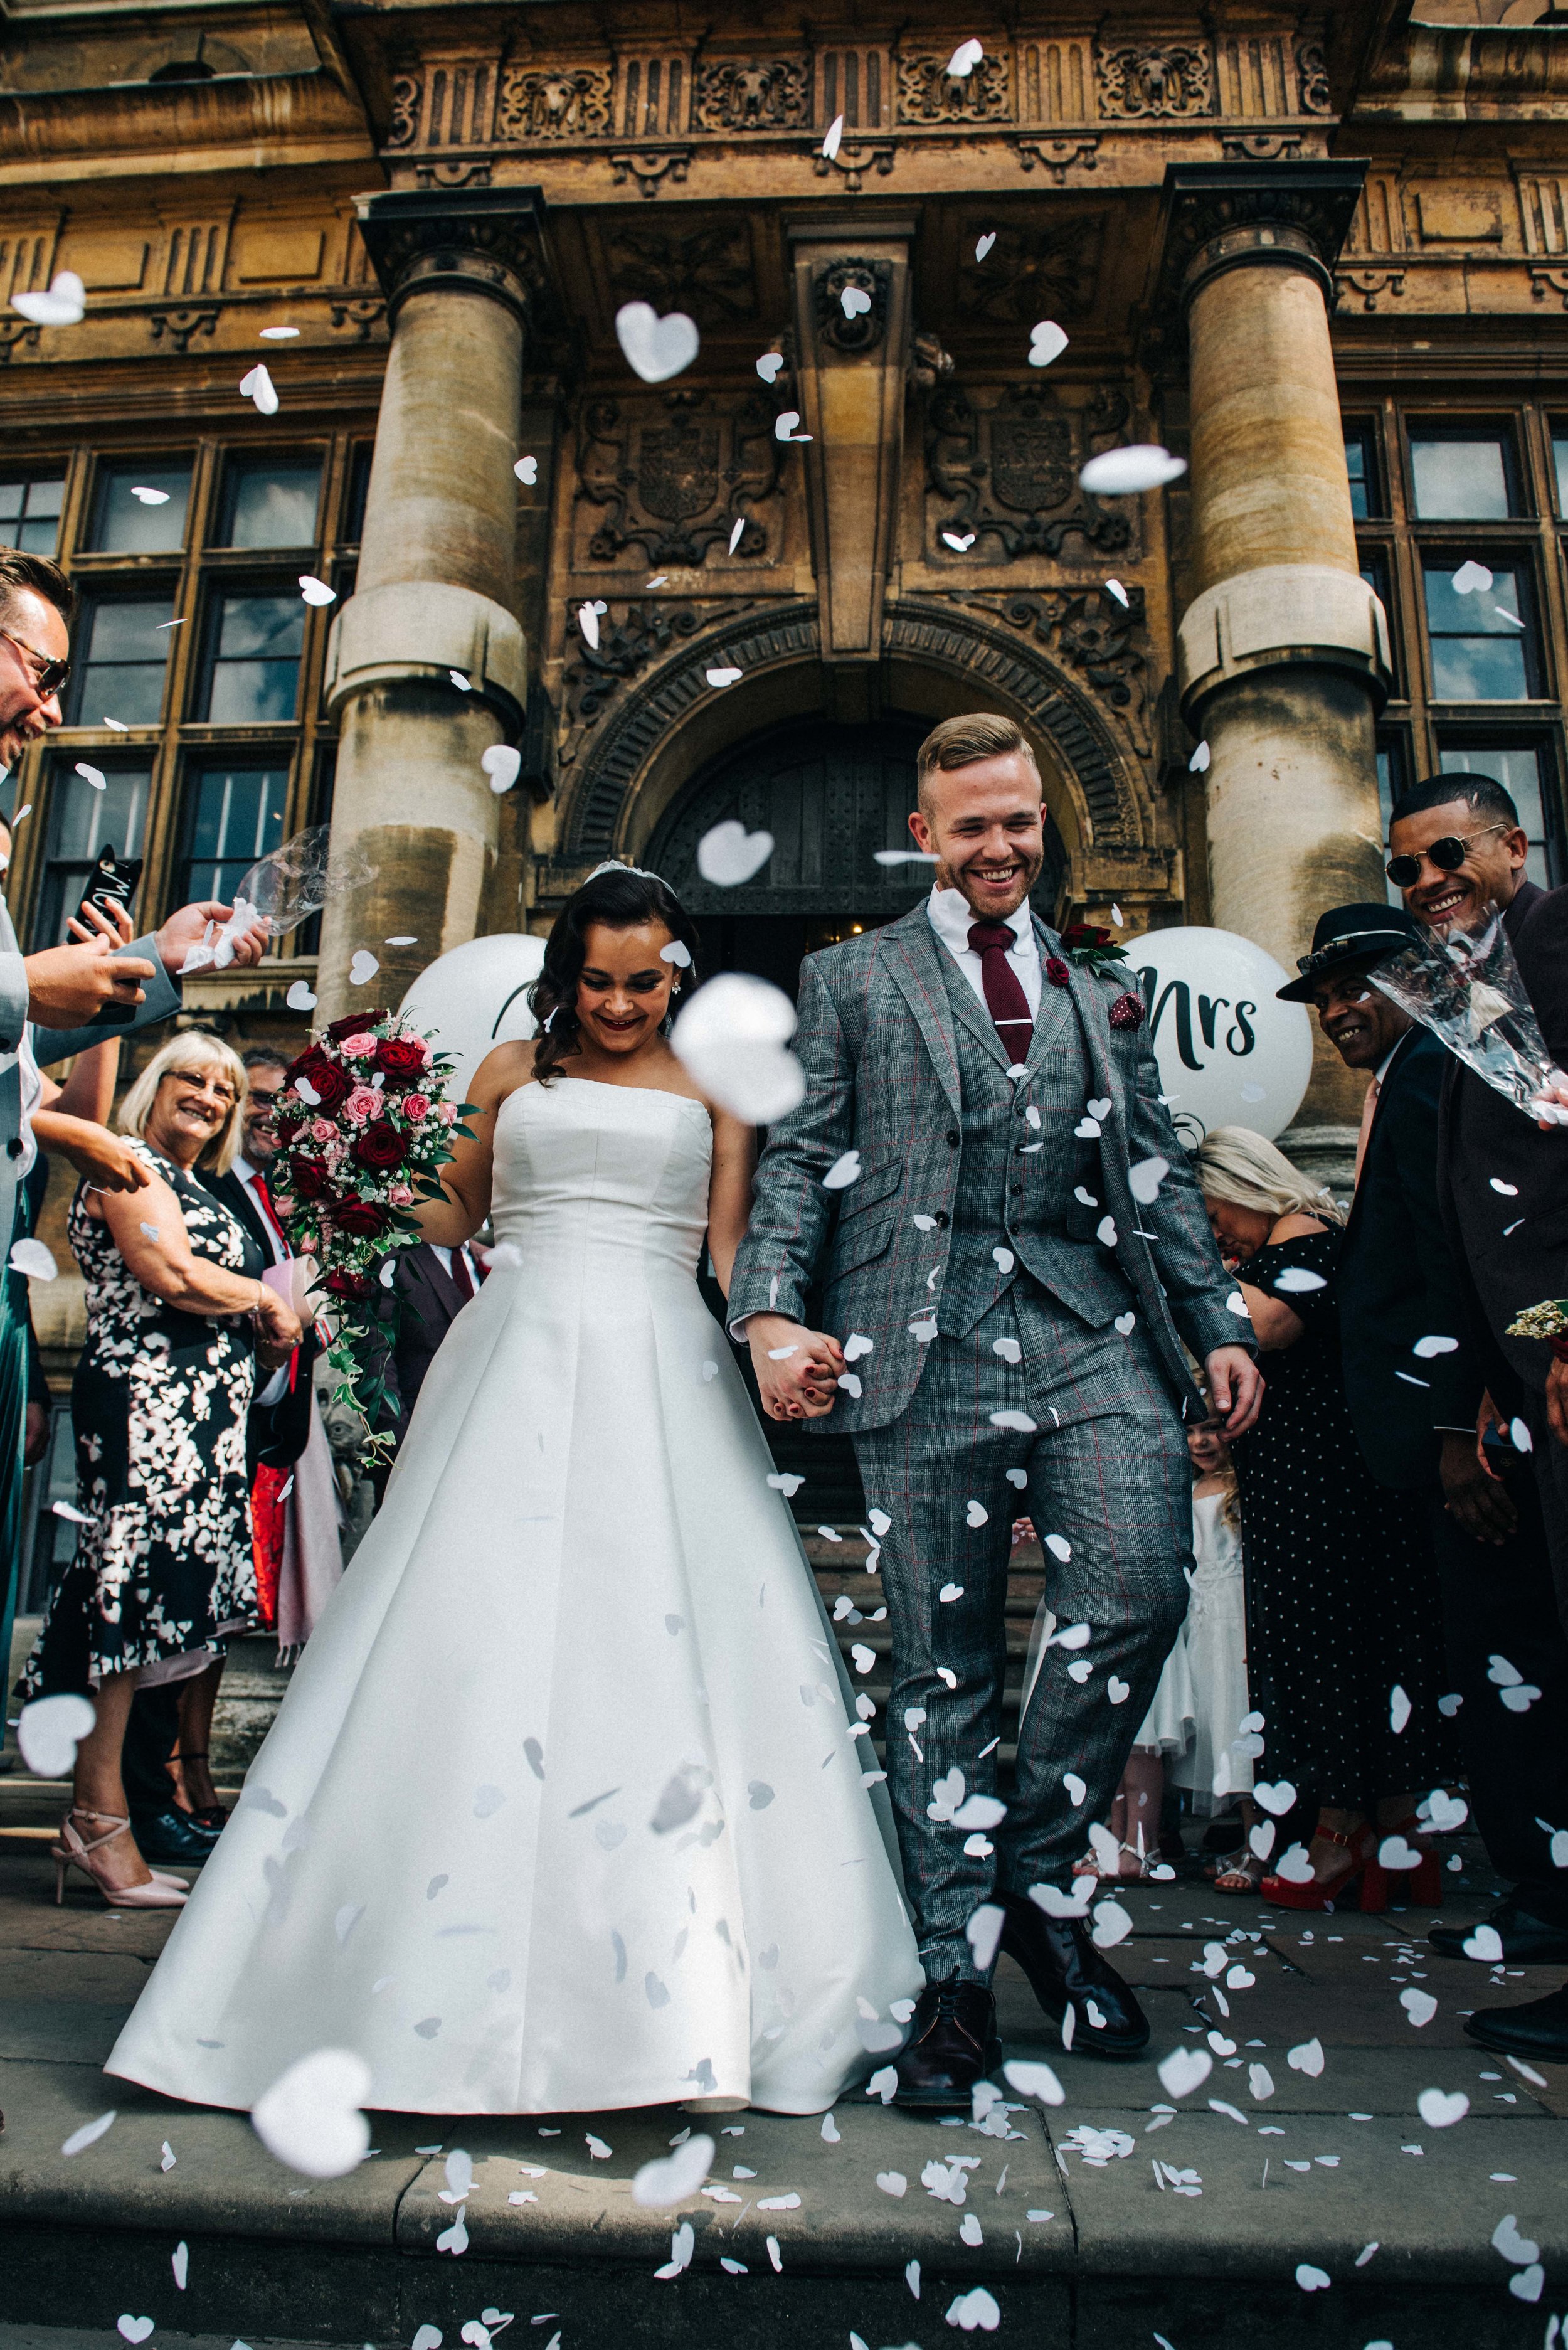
[107, 866, 921, 2119]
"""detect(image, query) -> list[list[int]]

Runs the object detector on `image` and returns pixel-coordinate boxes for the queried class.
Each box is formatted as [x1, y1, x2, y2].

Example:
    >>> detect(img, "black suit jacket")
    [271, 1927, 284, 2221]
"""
[373, 1243, 479, 1447]
[203, 1167, 320, 1472]
[1436, 877, 1568, 1413]
[1339, 1028, 1484, 1490]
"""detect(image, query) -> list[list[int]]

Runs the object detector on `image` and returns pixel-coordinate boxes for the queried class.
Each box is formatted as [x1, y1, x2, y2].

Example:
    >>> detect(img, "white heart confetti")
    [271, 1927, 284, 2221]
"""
[615, 301, 699, 385]
[1416, 2087, 1468, 2129]
[1451, 558, 1493, 596]
[9, 1237, 56, 1280]
[756, 352, 785, 383]
[482, 743, 521, 793]
[1157, 2048, 1212, 2100]
[299, 575, 336, 607]
[697, 820, 773, 886]
[1253, 1779, 1297, 1816]
[285, 979, 317, 1010]
[18, 1692, 96, 1778]
[514, 455, 539, 484]
[239, 363, 279, 415]
[946, 37, 985, 74]
[1081, 445, 1187, 496]
[705, 666, 743, 688]
[822, 113, 845, 161]
[632, 2132, 714, 2208]
[75, 762, 107, 791]
[252, 2048, 371, 2177]
[13, 270, 86, 326]
[1028, 321, 1069, 370]
[349, 950, 379, 987]
[975, 232, 997, 262]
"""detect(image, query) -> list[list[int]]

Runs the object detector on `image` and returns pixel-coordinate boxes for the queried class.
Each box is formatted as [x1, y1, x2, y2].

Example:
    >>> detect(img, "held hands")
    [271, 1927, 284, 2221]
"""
[747, 1314, 845, 1421]
[1203, 1344, 1264, 1438]
[1441, 1425, 1517, 1543]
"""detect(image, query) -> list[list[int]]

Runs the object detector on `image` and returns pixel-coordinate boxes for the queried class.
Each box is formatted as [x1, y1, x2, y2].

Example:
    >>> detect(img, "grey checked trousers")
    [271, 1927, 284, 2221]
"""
[852, 1279, 1193, 1980]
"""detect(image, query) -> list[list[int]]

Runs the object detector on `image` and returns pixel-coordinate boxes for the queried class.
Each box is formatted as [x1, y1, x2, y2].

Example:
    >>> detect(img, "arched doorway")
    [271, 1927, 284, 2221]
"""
[646, 713, 1069, 999]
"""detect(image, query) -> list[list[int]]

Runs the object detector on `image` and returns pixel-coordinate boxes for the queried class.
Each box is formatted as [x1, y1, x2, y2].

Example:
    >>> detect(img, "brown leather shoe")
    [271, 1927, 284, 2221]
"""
[891, 1973, 1001, 2112]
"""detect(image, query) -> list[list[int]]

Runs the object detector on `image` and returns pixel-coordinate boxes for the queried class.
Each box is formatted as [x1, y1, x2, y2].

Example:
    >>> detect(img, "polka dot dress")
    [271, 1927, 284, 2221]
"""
[1230, 1228, 1454, 1809]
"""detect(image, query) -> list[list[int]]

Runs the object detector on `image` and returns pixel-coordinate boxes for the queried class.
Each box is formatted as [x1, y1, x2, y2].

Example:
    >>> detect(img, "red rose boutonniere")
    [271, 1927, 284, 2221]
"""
[1045, 955, 1071, 989]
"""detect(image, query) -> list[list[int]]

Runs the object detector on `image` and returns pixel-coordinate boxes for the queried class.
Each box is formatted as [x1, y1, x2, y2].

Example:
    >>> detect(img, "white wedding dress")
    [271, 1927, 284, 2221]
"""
[108, 1078, 921, 2117]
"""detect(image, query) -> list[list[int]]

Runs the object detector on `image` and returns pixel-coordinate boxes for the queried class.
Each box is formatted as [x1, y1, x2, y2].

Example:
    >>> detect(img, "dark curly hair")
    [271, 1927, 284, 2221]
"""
[529, 866, 701, 1085]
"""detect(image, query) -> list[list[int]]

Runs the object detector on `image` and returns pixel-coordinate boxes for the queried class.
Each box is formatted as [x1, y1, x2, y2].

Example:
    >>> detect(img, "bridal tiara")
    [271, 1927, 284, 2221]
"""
[585, 857, 674, 888]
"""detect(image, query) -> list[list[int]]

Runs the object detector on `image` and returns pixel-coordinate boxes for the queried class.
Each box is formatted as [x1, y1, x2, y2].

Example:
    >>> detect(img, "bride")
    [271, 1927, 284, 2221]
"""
[107, 865, 921, 2118]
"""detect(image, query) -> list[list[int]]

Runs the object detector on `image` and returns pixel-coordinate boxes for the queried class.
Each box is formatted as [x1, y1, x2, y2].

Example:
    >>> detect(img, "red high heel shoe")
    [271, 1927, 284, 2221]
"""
[1379, 1816, 1444, 1908]
[1262, 1824, 1384, 1913]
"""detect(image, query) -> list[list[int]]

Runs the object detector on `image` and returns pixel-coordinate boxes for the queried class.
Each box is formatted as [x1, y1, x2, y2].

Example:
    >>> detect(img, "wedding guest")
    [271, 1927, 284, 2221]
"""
[16, 1031, 299, 1906]
[367, 1238, 486, 1501]
[1172, 1423, 1258, 1891]
[1388, 771, 1568, 2054]
[1195, 1127, 1452, 1912]
[1285, 898, 1568, 1979]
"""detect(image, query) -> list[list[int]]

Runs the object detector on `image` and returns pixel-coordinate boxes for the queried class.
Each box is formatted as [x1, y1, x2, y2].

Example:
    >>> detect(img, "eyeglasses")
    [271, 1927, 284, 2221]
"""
[0, 627, 70, 701]
[1385, 821, 1511, 888]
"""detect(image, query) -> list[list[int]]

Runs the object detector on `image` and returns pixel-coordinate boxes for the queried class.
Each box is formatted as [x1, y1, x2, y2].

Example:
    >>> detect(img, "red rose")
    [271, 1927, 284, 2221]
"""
[289, 1157, 332, 1201]
[1045, 956, 1071, 988]
[327, 1010, 386, 1043]
[1108, 991, 1145, 1031]
[289, 1045, 351, 1111]
[332, 1197, 391, 1238]
[374, 1038, 428, 1083]
[323, 1267, 377, 1302]
[352, 1121, 405, 1173]
[1061, 923, 1111, 953]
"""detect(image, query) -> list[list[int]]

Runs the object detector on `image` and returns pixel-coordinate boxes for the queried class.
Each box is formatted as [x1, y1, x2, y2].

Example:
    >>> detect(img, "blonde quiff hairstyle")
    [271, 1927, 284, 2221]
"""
[915, 712, 1042, 813]
[118, 1029, 249, 1177]
[1193, 1124, 1347, 1229]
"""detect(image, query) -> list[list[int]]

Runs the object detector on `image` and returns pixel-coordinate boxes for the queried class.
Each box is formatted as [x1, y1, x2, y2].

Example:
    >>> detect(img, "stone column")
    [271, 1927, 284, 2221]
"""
[1165, 164, 1388, 1136]
[315, 191, 543, 1021]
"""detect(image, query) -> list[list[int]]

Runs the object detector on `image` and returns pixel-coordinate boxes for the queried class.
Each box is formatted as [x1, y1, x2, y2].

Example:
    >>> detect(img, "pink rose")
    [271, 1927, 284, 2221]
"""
[310, 1118, 336, 1145]
[388, 1182, 413, 1208]
[435, 1100, 458, 1125]
[339, 1031, 379, 1059]
[402, 1093, 431, 1124]
[343, 1085, 380, 1125]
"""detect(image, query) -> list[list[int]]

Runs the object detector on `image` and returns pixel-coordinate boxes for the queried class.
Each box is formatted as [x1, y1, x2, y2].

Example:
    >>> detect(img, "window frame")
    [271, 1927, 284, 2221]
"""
[1402, 415, 1528, 523]
[191, 575, 312, 730]
[1419, 548, 1545, 706]
[211, 447, 329, 553]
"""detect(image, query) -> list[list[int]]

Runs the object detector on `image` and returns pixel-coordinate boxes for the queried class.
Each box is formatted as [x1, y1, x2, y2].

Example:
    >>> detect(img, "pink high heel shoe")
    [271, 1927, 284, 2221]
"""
[51, 1810, 189, 1909]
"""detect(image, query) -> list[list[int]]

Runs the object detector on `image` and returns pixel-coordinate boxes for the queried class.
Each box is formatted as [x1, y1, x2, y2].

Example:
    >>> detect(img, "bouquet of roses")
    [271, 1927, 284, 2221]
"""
[271, 1009, 472, 1454]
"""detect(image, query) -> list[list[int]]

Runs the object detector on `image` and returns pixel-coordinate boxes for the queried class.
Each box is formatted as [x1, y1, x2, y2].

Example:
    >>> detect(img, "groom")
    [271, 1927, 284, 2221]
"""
[729, 712, 1261, 2106]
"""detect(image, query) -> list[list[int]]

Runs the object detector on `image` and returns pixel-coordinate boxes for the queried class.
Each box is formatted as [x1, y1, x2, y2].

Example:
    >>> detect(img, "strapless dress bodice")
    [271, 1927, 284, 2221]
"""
[490, 1077, 712, 1284]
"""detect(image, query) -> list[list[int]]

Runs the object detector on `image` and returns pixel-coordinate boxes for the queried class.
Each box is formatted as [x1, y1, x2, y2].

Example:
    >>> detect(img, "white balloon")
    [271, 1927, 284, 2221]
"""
[1121, 926, 1313, 1142]
[399, 933, 545, 1103]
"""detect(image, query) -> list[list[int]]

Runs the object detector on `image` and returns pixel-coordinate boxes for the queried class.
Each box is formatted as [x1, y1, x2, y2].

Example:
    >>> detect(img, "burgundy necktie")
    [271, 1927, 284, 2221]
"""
[967, 922, 1035, 1055]
[448, 1248, 474, 1301]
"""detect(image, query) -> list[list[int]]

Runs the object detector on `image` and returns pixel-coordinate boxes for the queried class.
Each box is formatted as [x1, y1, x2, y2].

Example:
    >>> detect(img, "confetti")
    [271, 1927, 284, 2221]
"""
[1029, 320, 1069, 369]
[1450, 558, 1493, 596]
[696, 820, 775, 886]
[1415, 2087, 1468, 2129]
[9, 1236, 56, 1279]
[482, 744, 522, 793]
[62, 2111, 117, 2157]
[756, 353, 785, 384]
[1080, 444, 1187, 496]
[251, 2048, 371, 2177]
[514, 456, 539, 484]
[74, 762, 107, 791]
[822, 113, 845, 161]
[13, 270, 85, 326]
[299, 575, 336, 606]
[615, 301, 699, 384]
[285, 980, 317, 1010]
[239, 363, 278, 415]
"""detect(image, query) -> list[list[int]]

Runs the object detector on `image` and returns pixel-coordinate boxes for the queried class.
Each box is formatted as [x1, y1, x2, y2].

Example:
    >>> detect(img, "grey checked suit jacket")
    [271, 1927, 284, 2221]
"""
[728, 902, 1248, 1434]
[0, 898, 180, 1251]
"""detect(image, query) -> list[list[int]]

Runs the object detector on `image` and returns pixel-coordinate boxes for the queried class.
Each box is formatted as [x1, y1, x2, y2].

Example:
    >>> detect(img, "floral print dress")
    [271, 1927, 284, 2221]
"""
[19, 1140, 262, 1696]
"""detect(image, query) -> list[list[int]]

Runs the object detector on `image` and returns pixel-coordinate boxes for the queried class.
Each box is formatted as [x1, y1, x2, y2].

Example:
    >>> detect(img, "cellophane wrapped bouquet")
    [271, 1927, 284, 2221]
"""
[271, 1011, 472, 1454]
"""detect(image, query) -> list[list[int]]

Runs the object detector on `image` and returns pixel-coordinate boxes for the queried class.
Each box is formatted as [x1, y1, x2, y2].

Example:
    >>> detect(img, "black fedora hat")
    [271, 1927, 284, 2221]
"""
[1276, 901, 1424, 1002]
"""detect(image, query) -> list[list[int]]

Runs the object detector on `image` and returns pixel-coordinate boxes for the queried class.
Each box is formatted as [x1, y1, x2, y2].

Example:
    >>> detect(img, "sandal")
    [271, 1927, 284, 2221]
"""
[168, 1747, 226, 1834]
[1214, 1850, 1267, 1896]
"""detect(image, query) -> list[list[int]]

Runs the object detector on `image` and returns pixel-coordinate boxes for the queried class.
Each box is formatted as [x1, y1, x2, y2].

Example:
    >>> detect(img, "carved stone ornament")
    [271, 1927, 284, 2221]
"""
[1221, 133, 1304, 162]
[812, 140, 896, 196]
[575, 391, 784, 567]
[692, 58, 810, 131]
[988, 586, 1150, 755]
[897, 50, 1011, 124]
[609, 151, 691, 198]
[496, 64, 614, 141]
[814, 259, 891, 353]
[1094, 42, 1213, 119]
[413, 159, 494, 189]
[1296, 40, 1332, 115]
[601, 219, 755, 327]
[149, 306, 220, 352]
[386, 73, 422, 148]
[563, 598, 709, 728]
[1016, 137, 1099, 183]
[353, 189, 550, 327]
[0, 320, 40, 364]
[329, 297, 388, 339]
[1335, 268, 1405, 312]
[956, 213, 1105, 324]
[926, 384, 1136, 561]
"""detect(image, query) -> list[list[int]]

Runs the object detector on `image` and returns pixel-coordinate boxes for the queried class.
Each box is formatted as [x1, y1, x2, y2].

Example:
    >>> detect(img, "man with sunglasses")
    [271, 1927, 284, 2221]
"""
[1387, 771, 1568, 2060]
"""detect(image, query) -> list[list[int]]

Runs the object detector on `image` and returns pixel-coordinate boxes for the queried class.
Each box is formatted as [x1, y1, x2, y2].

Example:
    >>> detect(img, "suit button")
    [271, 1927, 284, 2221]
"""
[933, 1211, 950, 1228]
[1010, 1182, 1023, 1196]
[6, 1138, 20, 1158]
[946, 1129, 960, 1146]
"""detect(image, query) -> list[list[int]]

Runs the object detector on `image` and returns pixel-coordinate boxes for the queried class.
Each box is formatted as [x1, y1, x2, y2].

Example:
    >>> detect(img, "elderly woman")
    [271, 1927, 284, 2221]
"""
[18, 1030, 299, 1908]
[1195, 1127, 1452, 1912]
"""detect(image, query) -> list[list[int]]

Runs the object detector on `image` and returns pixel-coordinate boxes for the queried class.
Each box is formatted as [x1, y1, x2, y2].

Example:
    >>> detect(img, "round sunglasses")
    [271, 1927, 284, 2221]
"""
[1385, 821, 1511, 888]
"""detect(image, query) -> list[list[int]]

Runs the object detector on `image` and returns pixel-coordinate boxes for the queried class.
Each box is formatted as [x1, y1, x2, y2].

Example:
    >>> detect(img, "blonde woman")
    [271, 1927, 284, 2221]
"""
[1194, 1127, 1451, 1914]
[18, 1031, 300, 1908]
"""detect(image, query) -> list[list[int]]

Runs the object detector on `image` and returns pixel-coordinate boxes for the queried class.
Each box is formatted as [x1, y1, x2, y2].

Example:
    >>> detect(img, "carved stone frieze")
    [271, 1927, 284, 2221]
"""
[987, 585, 1150, 754]
[956, 214, 1105, 324]
[609, 151, 691, 198]
[814, 259, 891, 352]
[563, 598, 709, 727]
[329, 297, 388, 338]
[386, 73, 422, 148]
[1095, 42, 1213, 119]
[1296, 40, 1332, 115]
[0, 320, 40, 364]
[1016, 137, 1099, 183]
[575, 391, 784, 568]
[926, 383, 1136, 562]
[1222, 132, 1304, 162]
[496, 65, 614, 141]
[897, 51, 1011, 124]
[353, 188, 551, 329]
[600, 218, 755, 326]
[812, 140, 896, 195]
[692, 58, 809, 130]
[1335, 268, 1405, 312]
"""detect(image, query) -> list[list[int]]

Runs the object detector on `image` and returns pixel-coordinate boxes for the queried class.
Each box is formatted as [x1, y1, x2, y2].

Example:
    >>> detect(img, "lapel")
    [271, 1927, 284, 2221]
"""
[1023, 917, 1116, 1121]
[418, 1244, 468, 1322]
[1345, 1029, 1417, 1240]
[940, 949, 1015, 1074]
[880, 907, 964, 1117]
[1020, 914, 1079, 1087]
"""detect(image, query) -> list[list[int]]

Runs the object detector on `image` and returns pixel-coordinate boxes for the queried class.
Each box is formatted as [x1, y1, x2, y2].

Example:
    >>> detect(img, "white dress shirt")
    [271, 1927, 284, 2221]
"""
[926, 885, 1042, 1022]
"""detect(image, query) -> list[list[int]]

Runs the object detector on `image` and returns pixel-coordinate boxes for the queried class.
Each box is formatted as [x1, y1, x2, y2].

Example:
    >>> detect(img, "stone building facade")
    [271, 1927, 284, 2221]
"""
[3, 0, 1568, 1170]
